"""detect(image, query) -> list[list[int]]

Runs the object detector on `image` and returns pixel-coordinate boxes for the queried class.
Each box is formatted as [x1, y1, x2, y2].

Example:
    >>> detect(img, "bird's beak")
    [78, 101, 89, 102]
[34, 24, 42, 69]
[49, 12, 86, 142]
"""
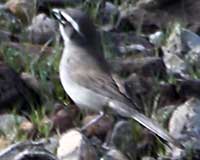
[52, 8, 84, 38]
[52, 8, 65, 25]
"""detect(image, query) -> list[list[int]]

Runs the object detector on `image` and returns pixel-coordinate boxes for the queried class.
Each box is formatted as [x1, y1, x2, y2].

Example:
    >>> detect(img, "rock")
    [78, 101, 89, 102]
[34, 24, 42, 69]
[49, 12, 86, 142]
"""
[118, 0, 200, 34]
[181, 28, 200, 51]
[37, 0, 83, 14]
[124, 74, 156, 112]
[164, 25, 200, 61]
[164, 52, 187, 77]
[163, 24, 182, 55]
[156, 104, 177, 131]
[0, 10, 22, 33]
[57, 130, 98, 160]
[177, 79, 200, 99]
[108, 121, 136, 160]
[51, 103, 79, 133]
[110, 57, 167, 78]
[116, 7, 161, 34]
[20, 72, 40, 92]
[82, 114, 114, 140]
[149, 31, 164, 47]
[0, 137, 11, 151]
[124, 73, 184, 109]
[26, 13, 57, 44]
[169, 98, 200, 140]
[0, 30, 12, 42]
[0, 140, 58, 160]
[44, 136, 59, 154]
[19, 120, 35, 137]
[137, 0, 177, 9]
[181, 29, 200, 69]
[97, 1, 120, 31]
[0, 114, 27, 141]
[102, 149, 129, 160]
[102, 31, 153, 57]
[5, 0, 36, 25]
[136, 129, 158, 158]
[0, 62, 42, 113]
[142, 156, 156, 160]
[168, 98, 200, 158]
[162, 25, 189, 76]
[158, 83, 183, 108]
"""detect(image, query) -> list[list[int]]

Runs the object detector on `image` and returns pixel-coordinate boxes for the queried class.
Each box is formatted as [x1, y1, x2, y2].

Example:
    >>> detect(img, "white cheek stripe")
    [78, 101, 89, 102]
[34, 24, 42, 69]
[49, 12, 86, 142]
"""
[59, 24, 70, 43]
[61, 11, 81, 34]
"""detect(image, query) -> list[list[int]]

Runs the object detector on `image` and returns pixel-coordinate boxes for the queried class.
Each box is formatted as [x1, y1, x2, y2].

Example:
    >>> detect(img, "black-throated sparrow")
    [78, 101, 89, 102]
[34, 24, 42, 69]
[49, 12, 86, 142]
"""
[52, 8, 183, 148]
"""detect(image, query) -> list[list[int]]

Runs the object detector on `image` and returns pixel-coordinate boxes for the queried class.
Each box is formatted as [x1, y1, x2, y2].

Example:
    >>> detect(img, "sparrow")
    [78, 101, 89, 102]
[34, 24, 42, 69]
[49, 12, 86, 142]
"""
[52, 8, 183, 148]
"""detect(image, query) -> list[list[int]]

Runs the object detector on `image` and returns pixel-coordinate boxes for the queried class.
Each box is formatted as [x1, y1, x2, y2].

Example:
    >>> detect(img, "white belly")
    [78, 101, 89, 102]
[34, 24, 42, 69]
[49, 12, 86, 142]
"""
[59, 64, 108, 112]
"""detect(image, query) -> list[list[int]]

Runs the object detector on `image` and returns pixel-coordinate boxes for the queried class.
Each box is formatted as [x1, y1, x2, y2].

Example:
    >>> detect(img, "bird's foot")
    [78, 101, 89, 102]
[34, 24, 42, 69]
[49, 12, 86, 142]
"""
[80, 111, 105, 132]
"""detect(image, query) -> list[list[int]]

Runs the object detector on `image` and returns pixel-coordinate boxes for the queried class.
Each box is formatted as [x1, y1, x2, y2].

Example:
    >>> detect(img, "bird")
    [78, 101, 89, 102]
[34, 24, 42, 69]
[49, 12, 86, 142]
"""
[52, 8, 183, 148]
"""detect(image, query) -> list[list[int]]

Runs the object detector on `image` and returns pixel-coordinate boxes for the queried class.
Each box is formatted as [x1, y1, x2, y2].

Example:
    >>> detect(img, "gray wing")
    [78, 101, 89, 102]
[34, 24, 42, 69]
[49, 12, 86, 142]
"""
[69, 56, 131, 105]
[68, 54, 183, 148]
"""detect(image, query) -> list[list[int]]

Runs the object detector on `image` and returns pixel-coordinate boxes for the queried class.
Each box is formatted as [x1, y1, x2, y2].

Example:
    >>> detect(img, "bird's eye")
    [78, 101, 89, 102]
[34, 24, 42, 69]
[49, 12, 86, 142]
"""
[59, 12, 67, 23]
[59, 11, 83, 37]
[52, 9, 66, 25]
[58, 11, 68, 25]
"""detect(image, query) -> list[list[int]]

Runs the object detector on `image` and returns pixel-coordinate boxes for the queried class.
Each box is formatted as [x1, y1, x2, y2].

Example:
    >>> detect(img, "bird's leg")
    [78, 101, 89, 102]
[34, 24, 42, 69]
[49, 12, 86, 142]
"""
[81, 111, 105, 132]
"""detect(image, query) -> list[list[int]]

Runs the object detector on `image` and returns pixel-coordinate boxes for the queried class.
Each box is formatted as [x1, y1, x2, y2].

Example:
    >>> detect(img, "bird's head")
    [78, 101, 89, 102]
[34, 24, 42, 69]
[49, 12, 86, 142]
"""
[52, 8, 100, 46]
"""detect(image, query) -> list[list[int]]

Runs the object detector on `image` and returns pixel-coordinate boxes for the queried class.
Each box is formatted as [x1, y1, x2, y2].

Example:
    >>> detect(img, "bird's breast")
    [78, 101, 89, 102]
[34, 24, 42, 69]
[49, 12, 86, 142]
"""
[59, 57, 108, 112]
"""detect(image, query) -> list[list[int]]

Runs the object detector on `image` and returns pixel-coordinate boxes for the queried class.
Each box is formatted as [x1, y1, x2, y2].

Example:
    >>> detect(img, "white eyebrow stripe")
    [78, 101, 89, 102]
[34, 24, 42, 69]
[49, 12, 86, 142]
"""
[59, 24, 70, 43]
[60, 11, 80, 33]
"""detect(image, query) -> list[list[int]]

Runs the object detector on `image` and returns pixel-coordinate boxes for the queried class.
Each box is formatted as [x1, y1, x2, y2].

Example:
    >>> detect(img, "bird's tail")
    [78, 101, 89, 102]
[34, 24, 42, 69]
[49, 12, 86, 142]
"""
[108, 101, 184, 149]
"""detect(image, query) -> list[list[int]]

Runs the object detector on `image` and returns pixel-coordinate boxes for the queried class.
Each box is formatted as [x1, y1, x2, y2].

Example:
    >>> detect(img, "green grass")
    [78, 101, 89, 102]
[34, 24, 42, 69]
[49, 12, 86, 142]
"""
[30, 107, 52, 139]
[0, 42, 67, 140]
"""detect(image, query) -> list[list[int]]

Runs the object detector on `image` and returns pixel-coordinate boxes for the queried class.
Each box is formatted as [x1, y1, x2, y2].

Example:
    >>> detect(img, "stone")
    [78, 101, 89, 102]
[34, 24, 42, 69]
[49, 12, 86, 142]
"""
[82, 114, 114, 140]
[0, 114, 27, 141]
[102, 149, 129, 160]
[57, 130, 98, 160]
[109, 121, 136, 160]
[5, 0, 36, 25]
[168, 98, 200, 158]
[27, 13, 57, 44]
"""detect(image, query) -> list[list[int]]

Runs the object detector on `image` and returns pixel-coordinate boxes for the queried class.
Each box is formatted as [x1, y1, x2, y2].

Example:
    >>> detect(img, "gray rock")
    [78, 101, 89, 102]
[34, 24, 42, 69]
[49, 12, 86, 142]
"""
[162, 24, 188, 77]
[102, 149, 129, 160]
[0, 140, 58, 160]
[181, 29, 200, 69]
[37, 0, 83, 8]
[177, 79, 200, 99]
[149, 31, 164, 47]
[168, 98, 200, 158]
[44, 136, 59, 154]
[137, 0, 175, 9]
[0, 114, 27, 141]
[0, 10, 22, 33]
[102, 32, 153, 57]
[27, 13, 57, 44]
[5, 0, 37, 25]
[98, 2, 120, 30]
[169, 98, 200, 141]
[57, 129, 98, 160]
[163, 52, 187, 77]
[82, 114, 114, 139]
[142, 156, 156, 160]
[181, 29, 200, 51]
[110, 57, 166, 78]
[108, 121, 136, 160]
